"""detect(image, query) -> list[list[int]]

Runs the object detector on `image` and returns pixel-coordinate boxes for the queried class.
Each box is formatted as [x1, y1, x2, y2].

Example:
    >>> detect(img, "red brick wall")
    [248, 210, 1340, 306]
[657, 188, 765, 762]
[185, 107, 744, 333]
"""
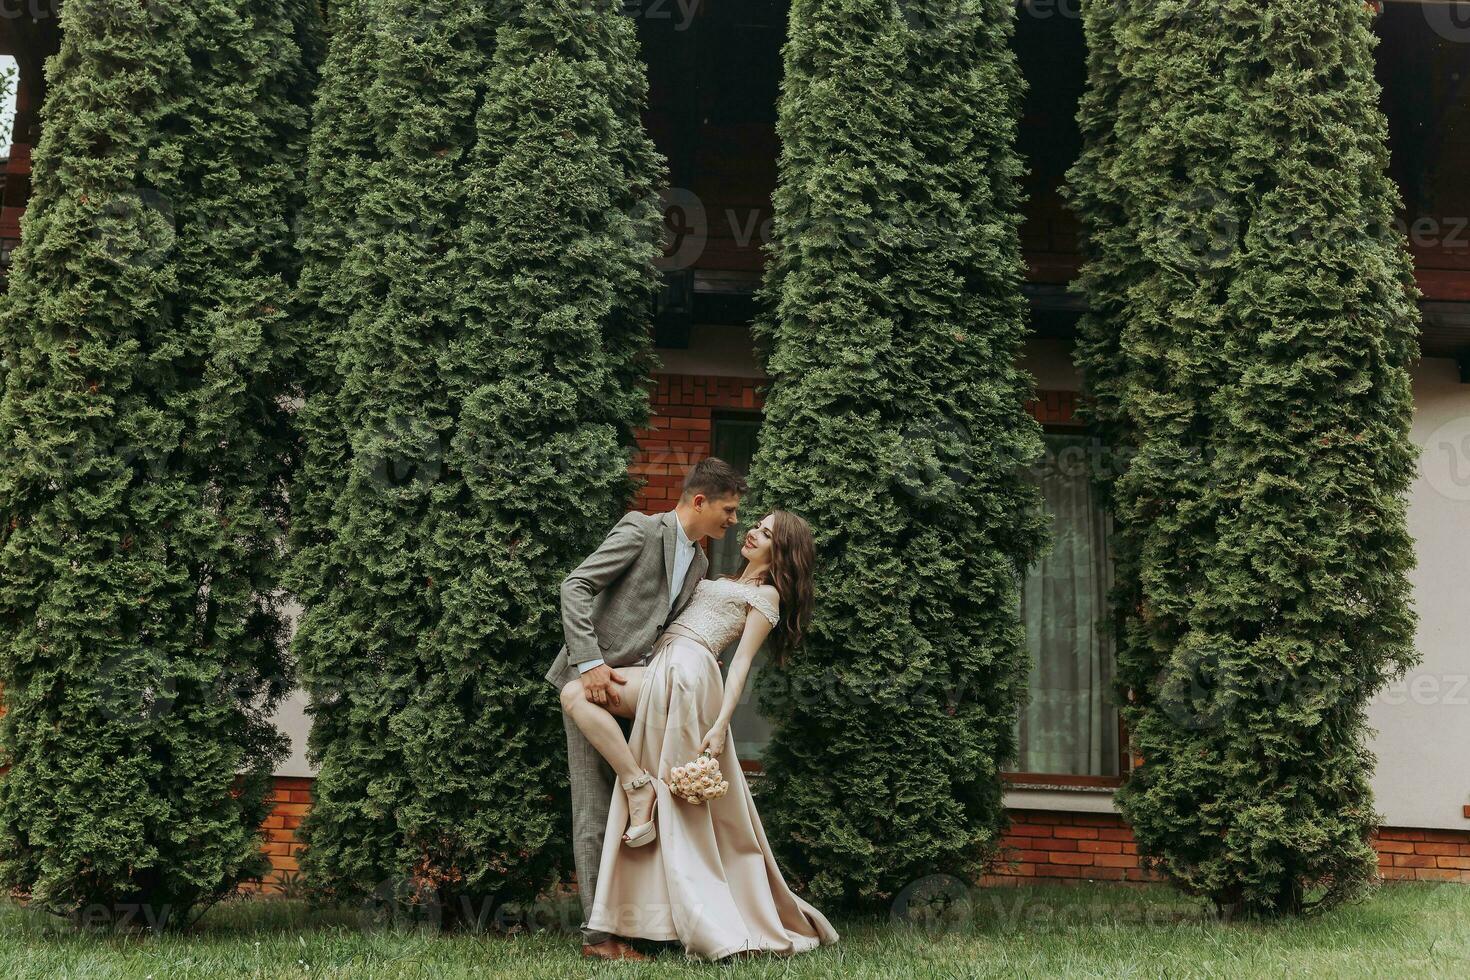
[1376, 827, 1470, 883]
[241, 777, 311, 895]
[630, 374, 763, 512]
[986, 809, 1162, 885]
[244, 785, 1470, 892]
[984, 810, 1470, 886]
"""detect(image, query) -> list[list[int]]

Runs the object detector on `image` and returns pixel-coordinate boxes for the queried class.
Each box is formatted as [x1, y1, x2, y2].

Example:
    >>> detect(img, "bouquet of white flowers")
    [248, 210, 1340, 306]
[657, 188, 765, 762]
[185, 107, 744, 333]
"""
[669, 750, 730, 805]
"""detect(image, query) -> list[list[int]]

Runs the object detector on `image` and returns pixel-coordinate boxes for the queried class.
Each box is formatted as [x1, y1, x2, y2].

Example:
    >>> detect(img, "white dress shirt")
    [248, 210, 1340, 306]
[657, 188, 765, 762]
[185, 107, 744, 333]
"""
[578, 512, 699, 674]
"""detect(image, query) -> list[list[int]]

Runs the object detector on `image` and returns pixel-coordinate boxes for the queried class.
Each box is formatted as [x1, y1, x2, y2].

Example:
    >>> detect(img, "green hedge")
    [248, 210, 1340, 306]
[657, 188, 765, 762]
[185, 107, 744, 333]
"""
[291, 0, 663, 927]
[1066, 0, 1421, 915]
[749, 0, 1047, 909]
[0, 0, 321, 925]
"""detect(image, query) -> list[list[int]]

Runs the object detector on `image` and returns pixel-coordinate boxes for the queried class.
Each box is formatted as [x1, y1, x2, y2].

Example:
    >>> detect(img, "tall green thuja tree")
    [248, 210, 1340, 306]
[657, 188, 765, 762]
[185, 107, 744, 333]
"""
[1065, 0, 1230, 908]
[294, 0, 661, 923]
[749, 0, 1046, 907]
[427, 0, 663, 905]
[1066, 0, 1259, 919]
[291, 0, 500, 918]
[1063, 0, 1138, 519]
[1067, 1, 1419, 915]
[288, 0, 379, 588]
[288, 0, 408, 907]
[0, 0, 320, 924]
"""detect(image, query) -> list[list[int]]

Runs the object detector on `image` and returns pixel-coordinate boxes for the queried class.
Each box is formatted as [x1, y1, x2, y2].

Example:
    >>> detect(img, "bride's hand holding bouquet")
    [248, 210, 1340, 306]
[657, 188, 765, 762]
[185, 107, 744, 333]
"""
[698, 722, 727, 758]
[670, 724, 731, 805]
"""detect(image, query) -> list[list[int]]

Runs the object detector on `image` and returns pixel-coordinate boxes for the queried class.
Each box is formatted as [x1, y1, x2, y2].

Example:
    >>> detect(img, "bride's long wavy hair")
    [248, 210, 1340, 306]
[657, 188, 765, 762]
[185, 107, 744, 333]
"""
[741, 510, 814, 662]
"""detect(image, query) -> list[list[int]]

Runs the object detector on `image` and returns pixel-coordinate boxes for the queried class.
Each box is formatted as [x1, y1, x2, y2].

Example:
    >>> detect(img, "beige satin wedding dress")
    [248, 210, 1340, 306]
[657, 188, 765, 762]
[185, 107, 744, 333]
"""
[584, 577, 839, 961]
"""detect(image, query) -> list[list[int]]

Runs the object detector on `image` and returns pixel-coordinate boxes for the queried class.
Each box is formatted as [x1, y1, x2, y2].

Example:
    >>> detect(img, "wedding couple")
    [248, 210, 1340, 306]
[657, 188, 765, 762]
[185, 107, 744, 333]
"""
[543, 457, 839, 962]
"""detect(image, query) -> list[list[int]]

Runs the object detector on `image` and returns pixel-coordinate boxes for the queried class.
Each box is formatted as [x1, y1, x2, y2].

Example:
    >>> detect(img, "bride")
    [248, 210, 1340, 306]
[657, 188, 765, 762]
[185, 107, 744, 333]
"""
[557, 510, 838, 961]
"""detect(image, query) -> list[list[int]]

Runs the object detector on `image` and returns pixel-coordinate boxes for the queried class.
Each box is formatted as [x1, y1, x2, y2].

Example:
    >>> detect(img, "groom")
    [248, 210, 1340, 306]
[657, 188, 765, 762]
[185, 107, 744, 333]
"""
[546, 457, 747, 961]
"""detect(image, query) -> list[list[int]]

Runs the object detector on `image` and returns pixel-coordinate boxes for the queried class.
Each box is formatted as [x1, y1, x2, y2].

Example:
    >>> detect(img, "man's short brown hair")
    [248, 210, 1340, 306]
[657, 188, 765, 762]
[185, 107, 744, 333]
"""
[681, 457, 748, 501]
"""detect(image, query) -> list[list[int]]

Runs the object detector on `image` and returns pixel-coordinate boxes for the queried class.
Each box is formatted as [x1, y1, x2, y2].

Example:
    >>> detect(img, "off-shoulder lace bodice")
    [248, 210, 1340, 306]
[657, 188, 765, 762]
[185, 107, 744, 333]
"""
[669, 577, 779, 653]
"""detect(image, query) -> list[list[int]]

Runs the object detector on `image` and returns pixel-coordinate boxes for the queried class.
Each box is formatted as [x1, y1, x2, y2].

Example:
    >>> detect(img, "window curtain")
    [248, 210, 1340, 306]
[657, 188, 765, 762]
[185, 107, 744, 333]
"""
[1015, 433, 1119, 777]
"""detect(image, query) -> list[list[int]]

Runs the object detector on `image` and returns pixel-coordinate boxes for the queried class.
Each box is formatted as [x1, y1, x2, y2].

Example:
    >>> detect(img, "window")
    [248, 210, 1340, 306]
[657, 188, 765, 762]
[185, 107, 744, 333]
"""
[1013, 432, 1122, 779]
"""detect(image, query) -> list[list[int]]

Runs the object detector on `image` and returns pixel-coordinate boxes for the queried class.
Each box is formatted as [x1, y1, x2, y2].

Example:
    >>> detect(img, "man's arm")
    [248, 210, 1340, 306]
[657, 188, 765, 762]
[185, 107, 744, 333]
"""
[560, 512, 648, 669]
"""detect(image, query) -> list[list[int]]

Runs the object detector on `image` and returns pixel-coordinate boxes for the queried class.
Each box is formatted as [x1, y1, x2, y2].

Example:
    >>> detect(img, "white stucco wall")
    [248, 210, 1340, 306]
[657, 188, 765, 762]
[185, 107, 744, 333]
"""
[272, 599, 314, 777]
[1367, 356, 1470, 830]
[267, 344, 1470, 832]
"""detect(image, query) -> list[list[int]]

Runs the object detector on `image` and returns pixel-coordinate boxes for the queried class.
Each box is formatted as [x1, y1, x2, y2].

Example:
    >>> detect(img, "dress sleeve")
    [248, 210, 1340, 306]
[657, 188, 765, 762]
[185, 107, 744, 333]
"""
[746, 588, 780, 627]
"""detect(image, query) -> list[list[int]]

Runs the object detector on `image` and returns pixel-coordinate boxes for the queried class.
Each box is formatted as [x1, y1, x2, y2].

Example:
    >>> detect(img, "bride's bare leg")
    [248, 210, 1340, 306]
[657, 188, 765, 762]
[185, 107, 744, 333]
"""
[559, 667, 654, 828]
[602, 666, 645, 723]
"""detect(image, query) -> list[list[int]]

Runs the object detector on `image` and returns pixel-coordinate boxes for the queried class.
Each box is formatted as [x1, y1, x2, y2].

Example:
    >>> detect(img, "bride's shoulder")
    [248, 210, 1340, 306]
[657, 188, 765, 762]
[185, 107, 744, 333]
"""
[746, 583, 781, 625]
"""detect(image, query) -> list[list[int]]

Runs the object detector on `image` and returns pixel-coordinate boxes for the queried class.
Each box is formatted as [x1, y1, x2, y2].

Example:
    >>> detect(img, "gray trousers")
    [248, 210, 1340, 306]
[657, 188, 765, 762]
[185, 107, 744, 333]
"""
[559, 672, 627, 946]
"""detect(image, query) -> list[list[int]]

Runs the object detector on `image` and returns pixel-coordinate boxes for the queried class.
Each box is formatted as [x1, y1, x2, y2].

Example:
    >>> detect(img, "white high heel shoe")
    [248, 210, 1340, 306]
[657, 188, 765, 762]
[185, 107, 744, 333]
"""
[621, 771, 658, 847]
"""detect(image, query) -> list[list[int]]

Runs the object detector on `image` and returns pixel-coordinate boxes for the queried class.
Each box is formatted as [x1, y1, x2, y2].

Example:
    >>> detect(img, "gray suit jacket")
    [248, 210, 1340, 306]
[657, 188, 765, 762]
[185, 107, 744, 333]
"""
[545, 509, 709, 687]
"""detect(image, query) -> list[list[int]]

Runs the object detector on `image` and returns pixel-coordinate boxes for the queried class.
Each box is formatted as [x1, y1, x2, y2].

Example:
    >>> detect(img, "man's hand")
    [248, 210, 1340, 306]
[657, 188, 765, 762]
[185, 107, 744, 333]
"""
[582, 663, 628, 708]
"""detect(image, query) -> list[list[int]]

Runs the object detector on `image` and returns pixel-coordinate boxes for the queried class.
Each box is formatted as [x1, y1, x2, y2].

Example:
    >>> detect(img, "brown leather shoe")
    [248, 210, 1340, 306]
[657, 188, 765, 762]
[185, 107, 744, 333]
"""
[581, 938, 651, 961]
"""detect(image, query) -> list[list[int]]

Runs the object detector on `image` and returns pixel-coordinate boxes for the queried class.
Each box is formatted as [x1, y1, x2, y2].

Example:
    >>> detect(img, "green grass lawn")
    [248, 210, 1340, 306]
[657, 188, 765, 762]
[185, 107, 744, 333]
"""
[0, 882, 1467, 979]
